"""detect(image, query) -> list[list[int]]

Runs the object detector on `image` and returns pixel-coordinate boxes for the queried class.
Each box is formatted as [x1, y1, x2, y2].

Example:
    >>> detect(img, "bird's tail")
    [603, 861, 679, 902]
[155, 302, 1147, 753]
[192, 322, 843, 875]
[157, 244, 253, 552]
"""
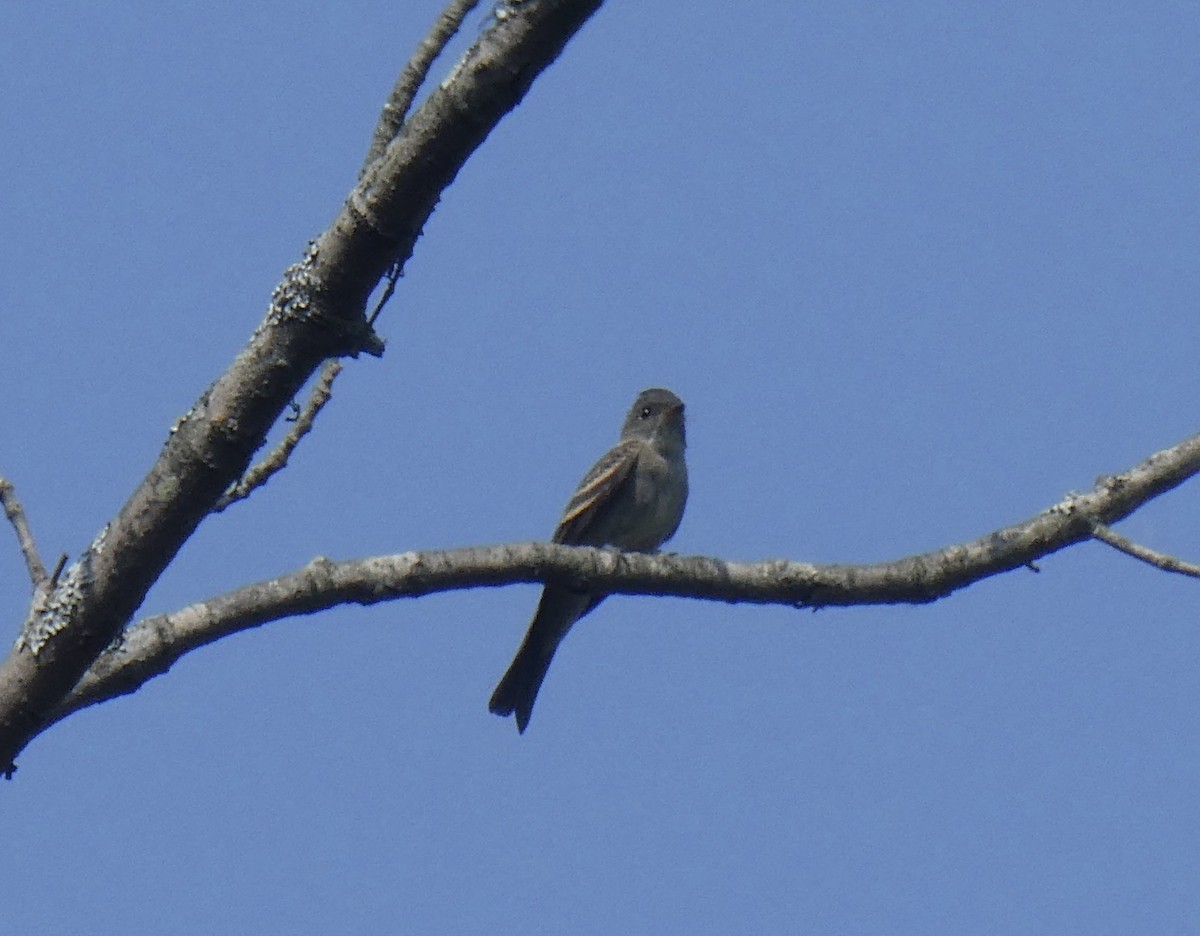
[488, 635, 555, 734]
[489, 588, 602, 733]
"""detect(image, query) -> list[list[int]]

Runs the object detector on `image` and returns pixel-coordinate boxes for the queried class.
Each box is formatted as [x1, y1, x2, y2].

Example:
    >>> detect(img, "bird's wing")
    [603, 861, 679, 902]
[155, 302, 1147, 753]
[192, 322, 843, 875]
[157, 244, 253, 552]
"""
[551, 438, 641, 545]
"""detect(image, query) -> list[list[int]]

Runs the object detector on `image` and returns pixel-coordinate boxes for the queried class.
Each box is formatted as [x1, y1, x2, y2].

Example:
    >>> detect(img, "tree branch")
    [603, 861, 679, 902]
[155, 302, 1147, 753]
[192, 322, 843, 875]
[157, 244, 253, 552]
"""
[362, 0, 483, 175]
[213, 361, 343, 513]
[1088, 521, 1200, 579]
[0, 477, 48, 589]
[0, 0, 606, 774]
[44, 429, 1200, 732]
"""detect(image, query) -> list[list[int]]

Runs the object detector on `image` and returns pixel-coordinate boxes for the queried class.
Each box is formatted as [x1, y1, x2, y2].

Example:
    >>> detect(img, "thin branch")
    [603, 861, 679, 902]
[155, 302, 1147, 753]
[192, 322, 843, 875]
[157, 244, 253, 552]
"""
[1088, 521, 1200, 579]
[45, 429, 1200, 729]
[214, 361, 344, 512]
[362, 0, 483, 175]
[0, 477, 48, 588]
[367, 264, 401, 327]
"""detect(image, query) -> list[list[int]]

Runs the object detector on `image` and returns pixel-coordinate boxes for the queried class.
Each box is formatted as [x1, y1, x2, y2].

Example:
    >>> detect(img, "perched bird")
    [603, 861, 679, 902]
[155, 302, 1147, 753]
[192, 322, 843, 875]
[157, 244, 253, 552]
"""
[488, 388, 689, 733]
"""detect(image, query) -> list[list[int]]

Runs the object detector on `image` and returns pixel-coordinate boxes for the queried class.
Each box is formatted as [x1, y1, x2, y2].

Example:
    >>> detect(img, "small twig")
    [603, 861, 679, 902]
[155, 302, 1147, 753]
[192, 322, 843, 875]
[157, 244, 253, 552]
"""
[367, 263, 402, 326]
[48, 554, 68, 588]
[213, 361, 344, 512]
[362, 0, 483, 175]
[0, 477, 48, 588]
[1089, 520, 1200, 580]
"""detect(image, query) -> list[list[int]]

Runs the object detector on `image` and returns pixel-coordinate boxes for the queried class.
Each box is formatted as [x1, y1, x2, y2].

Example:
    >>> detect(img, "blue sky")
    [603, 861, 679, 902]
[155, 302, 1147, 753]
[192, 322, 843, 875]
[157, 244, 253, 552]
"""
[3, 2, 1200, 932]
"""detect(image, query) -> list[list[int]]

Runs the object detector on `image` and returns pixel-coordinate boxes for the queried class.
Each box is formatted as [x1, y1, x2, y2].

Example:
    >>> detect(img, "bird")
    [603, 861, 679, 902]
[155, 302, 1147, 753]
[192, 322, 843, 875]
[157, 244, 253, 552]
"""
[488, 387, 689, 733]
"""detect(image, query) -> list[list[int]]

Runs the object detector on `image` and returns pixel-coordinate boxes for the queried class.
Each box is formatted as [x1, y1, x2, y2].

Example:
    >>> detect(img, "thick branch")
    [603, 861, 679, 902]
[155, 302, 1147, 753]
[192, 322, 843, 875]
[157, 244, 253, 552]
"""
[46, 430, 1200, 730]
[0, 0, 605, 774]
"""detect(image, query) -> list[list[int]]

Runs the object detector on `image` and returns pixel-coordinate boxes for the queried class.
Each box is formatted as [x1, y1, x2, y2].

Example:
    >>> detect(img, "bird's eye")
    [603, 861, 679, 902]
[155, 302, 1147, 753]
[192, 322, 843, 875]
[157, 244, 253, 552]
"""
[639, 406, 653, 419]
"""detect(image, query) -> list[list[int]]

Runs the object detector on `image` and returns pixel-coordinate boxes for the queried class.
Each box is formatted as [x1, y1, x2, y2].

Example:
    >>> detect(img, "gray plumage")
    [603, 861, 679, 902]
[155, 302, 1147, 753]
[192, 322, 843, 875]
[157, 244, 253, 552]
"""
[488, 388, 689, 733]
